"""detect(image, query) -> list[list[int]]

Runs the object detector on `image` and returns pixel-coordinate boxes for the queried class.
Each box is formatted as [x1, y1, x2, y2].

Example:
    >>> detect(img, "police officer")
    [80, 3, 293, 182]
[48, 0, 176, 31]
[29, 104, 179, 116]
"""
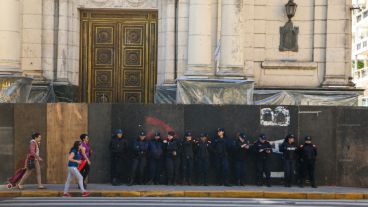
[280, 134, 298, 187]
[195, 133, 211, 186]
[110, 129, 128, 186]
[163, 131, 181, 185]
[213, 128, 231, 186]
[252, 134, 272, 187]
[181, 131, 195, 185]
[128, 131, 149, 186]
[234, 133, 250, 186]
[298, 136, 317, 188]
[147, 131, 163, 185]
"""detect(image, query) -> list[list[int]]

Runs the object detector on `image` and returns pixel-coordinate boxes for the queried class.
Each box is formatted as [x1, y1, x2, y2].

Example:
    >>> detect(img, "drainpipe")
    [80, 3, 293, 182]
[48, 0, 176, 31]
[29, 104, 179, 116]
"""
[53, 0, 60, 82]
[174, 0, 179, 81]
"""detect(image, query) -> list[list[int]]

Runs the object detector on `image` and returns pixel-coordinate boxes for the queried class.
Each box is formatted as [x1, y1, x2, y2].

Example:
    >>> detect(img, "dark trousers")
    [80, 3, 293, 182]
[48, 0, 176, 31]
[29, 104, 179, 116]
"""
[149, 158, 162, 184]
[130, 157, 147, 184]
[256, 158, 270, 185]
[197, 158, 209, 184]
[235, 160, 246, 183]
[166, 157, 180, 184]
[284, 159, 296, 185]
[182, 157, 193, 182]
[216, 156, 230, 185]
[300, 159, 315, 185]
[111, 155, 127, 183]
[80, 163, 90, 189]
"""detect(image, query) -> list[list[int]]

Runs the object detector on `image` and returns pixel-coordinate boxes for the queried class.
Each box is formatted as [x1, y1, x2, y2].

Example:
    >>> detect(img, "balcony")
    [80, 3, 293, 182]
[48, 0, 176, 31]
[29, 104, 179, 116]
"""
[355, 9, 368, 27]
[354, 36, 368, 56]
[354, 67, 368, 81]
[355, 9, 368, 24]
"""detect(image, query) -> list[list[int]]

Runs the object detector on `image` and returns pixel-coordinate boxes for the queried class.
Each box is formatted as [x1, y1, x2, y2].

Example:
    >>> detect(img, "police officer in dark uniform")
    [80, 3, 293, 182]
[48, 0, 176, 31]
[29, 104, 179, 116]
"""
[195, 133, 211, 186]
[128, 131, 149, 186]
[234, 133, 250, 186]
[213, 128, 231, 186]
[147, 131, 163, 185]
[110, 129, 128, 186]
[298, 136, 317, 188]
[280, 134, 298, 187]
[163, 131, 181, 185]
[252, 134, 272, 187]
[181, 131, 195, 185]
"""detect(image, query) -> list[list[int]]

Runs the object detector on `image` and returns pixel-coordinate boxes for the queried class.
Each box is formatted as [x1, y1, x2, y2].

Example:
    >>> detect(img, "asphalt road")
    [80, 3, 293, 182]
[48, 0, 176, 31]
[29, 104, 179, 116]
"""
[0, 197, 368, 207]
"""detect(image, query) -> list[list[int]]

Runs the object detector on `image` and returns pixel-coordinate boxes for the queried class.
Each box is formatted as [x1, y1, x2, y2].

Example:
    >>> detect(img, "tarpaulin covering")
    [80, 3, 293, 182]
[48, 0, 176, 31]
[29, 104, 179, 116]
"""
[176, 78, 254, 104]
[27, 84, 56, 103]
[154, 84, 176, 104]
[0, 76, 33, 103]
[155, 82, 360, 106]
[253, 90, 359, 106]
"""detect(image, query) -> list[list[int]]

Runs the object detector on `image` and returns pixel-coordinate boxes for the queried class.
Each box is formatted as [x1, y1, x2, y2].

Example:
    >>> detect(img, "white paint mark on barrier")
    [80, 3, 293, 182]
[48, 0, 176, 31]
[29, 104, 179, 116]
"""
[260, 106, 290, 127]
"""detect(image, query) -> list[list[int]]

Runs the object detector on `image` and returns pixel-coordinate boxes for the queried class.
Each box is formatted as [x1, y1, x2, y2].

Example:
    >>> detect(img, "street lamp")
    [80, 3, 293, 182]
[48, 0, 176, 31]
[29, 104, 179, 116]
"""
[279, 0, 299, 52]
[285, 0, 297, 21]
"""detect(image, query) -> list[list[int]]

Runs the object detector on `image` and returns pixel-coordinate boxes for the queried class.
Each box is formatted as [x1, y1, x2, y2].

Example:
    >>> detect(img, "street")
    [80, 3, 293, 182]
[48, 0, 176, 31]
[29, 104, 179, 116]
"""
[1, 197, 368, 207]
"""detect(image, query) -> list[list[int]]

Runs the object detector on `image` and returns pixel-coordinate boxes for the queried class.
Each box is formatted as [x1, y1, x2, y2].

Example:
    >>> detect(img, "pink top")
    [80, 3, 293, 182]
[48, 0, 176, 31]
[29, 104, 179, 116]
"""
[27, 139, 40, 160]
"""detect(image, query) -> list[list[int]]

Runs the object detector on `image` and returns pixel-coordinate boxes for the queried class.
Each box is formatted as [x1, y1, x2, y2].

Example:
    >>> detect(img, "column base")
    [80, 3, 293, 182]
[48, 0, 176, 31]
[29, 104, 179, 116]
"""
[185, 65, 214, 76]
[322, 76, 351, 88]
[216, 66, 245, 77]
[0, 66, 22, 76]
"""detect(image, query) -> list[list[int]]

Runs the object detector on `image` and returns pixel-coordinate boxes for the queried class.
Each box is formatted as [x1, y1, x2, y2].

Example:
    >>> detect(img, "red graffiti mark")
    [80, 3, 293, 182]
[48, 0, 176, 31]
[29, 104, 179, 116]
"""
[144, 116, 175, 138]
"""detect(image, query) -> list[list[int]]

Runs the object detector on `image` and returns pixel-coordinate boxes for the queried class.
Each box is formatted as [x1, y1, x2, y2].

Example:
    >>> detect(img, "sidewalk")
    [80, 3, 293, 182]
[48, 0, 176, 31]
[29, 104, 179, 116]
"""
[1, 184, 367, 199]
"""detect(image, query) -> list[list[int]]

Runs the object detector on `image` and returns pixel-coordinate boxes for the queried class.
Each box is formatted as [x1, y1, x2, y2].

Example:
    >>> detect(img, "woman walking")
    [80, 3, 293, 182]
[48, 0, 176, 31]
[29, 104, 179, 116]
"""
[63, 141, 90, 197]
[17, 132, 45, 190]
[80, 134, 92, 189]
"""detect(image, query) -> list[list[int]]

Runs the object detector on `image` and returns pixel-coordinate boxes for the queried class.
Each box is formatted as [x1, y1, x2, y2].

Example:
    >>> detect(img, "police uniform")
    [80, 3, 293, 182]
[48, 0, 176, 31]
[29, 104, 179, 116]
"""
[181, 132, 195, 185]
[147, 131, 163, 185]
[195, 133, 211, 186]
[128, 131, 149, 185]
[298, 136, 317, 188]
[110, 129, 128, 185]
[164, 131, 181, 185]
[280, 134, 298, 187]
[252, 134, 273, 187]
[234, 133, 250, 186]
[213, 128, 231, 186]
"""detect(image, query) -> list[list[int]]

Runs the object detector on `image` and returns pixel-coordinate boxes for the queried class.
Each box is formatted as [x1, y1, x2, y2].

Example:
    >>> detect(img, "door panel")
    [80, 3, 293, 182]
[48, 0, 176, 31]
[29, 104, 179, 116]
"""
[80, 10, 157, 103]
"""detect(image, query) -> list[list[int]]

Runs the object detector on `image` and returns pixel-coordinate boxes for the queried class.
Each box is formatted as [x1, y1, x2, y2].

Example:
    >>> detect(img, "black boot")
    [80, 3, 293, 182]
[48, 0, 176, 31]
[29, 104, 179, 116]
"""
[203, 177, 208, 186]
[188, 179, 192, 186]
[128, 179, 134, 186]
[266, 180, 271, 187]
[112, 178, 118, 186]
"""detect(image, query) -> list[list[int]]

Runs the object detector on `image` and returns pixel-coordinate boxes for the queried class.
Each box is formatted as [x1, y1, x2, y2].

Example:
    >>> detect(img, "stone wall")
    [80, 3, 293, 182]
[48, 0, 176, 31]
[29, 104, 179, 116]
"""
[0, 0, 352, 89]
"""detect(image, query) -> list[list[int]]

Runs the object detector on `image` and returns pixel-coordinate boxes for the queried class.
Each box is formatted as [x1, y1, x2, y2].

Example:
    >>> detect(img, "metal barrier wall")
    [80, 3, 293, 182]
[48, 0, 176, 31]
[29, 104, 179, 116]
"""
[1, 104, 367, 187]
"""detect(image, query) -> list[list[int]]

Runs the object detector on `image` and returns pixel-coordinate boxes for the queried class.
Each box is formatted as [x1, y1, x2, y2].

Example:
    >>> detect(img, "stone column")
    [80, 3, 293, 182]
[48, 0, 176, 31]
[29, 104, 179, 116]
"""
[185, 0, 213, 76]
[56, 0, 69, 83]
[0, 0, 21, 74]
[323, 0, 350, 87]
[217, 0, 244, 77]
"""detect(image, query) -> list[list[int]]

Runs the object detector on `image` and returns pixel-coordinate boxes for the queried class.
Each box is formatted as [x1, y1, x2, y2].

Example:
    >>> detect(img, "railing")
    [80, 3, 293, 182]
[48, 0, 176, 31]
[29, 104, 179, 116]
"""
[354, 67, 368, 80]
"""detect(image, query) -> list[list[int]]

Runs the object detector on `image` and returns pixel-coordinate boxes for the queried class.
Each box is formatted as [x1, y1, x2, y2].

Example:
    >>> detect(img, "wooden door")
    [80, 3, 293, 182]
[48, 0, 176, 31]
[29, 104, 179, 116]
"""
[80, 10, 157, 103]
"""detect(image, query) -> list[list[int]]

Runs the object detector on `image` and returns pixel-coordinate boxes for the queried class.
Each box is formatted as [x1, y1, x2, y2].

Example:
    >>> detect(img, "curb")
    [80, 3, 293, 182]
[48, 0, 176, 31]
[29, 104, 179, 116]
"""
[0, 190, 367, 199]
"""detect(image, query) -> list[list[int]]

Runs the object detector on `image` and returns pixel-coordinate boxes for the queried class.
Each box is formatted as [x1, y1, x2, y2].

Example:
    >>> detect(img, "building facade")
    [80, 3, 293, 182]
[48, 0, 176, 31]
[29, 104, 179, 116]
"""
[352, 0, 368, 105]
[0, 0, 361, 104]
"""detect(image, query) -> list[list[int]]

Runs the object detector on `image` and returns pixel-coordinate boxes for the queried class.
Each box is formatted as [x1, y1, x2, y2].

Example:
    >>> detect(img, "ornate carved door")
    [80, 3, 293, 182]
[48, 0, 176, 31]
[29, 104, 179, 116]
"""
[80, 10, 157, 103]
